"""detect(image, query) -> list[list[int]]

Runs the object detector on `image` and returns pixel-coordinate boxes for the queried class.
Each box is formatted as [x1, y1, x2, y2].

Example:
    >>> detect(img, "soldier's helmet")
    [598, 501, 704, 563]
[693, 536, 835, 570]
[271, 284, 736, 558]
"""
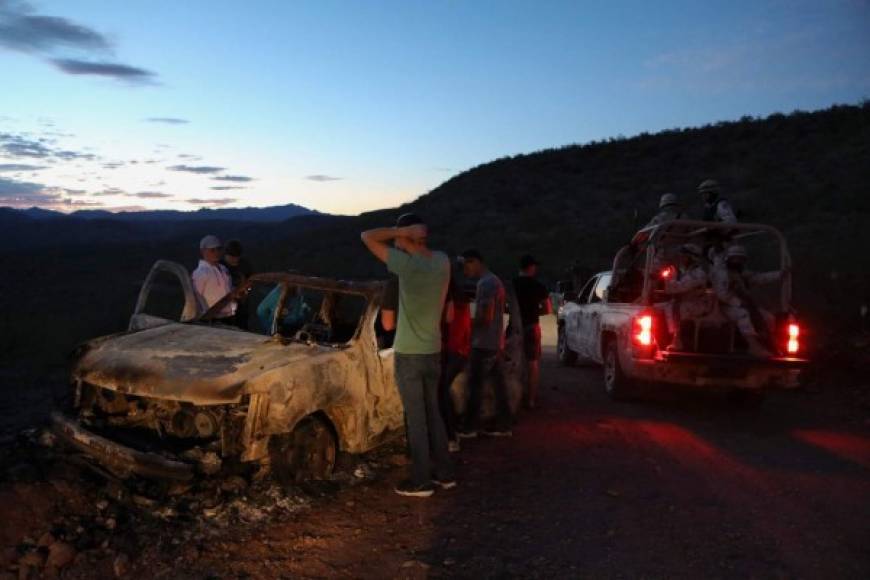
[725, 245, 748, 260]
[698, 179, 721, 195]
[659, 192, 679, 208]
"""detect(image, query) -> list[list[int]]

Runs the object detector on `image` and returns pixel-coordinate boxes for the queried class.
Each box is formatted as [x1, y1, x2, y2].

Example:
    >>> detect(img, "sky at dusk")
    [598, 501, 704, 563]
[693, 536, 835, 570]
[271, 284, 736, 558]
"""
[1, 0, 869, 215]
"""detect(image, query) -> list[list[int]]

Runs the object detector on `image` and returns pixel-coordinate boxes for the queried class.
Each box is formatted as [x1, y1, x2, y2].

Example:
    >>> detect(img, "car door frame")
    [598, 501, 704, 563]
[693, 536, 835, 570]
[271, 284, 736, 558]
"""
[583, 272, 612, 364]
[129, 260, 199, 331]
[567, 274, 599, 358]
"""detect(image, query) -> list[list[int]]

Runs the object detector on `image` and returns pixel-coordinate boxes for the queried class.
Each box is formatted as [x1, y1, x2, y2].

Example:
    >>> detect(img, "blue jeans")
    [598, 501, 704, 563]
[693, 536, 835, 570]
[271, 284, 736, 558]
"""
[395, 353, 455, 485]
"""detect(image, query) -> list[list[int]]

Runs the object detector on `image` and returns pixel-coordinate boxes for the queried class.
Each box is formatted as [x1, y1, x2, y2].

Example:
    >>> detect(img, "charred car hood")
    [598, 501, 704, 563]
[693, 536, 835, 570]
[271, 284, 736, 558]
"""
[73, 323, 328, 404]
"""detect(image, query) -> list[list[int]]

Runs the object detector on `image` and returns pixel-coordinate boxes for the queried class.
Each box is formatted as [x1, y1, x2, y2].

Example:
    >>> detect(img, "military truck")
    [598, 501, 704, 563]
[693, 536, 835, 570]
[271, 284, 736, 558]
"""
[557, 220, 806, 401]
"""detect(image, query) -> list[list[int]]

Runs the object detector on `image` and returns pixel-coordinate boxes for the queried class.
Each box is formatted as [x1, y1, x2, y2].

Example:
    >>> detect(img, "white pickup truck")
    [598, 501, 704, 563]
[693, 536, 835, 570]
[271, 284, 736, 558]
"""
[557, 220, 806, 402]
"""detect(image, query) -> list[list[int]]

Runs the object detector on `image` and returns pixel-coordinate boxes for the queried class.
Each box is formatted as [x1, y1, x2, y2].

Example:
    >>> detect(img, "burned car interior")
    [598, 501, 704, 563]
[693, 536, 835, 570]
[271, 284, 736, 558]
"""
[189, 274, 372, 347]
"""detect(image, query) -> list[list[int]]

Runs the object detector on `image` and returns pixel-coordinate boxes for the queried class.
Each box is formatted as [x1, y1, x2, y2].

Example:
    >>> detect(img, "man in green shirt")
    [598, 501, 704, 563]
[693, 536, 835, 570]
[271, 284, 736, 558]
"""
[361, 213, 456, 497]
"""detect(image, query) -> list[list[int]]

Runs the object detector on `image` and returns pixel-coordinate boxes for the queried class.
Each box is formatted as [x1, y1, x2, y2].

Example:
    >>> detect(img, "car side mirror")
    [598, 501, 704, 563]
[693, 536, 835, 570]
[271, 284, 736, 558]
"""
[602, 289, 609, 303]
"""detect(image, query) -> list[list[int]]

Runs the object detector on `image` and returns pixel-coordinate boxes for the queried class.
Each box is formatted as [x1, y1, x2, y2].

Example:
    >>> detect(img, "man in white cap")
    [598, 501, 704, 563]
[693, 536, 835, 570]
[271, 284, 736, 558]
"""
[645, 192, 684, 228]
[711, 244, 784, 357]
[662, 243, 711, 350]
[698, 179, 737, 223]
[192, 234, 236, 322]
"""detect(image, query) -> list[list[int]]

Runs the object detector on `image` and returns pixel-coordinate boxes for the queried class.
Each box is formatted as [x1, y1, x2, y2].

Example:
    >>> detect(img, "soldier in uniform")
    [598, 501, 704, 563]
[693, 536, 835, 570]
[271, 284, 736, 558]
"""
[711, 245, 784, 357]
[662, 243, 711, 351]
[645, 192, 684, 228]
[698, 179, 737, 223]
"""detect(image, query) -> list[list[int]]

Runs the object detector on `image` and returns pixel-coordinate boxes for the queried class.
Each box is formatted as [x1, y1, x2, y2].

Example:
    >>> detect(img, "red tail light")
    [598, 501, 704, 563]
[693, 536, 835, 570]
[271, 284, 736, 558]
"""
[633, 314, 653, 347]
[786, 322, 800, 355]
[660, 265, 675, 280]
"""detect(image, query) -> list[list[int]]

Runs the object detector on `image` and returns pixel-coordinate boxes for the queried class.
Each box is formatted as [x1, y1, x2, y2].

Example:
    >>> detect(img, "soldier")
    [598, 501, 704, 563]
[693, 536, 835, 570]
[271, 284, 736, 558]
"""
[711, 245, 784, 357]
[698, 179, 737, 223]
[662, 243, 711, 351]
[645, 193, 684, 228]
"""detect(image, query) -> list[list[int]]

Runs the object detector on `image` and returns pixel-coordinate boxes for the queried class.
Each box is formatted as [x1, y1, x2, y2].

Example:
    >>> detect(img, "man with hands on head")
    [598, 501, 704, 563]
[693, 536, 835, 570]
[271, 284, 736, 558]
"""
[360, 214, 455, 498]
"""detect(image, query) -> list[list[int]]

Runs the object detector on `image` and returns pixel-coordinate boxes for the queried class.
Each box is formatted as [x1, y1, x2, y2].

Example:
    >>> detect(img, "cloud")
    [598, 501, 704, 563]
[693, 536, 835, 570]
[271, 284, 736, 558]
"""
[210, 186, 245, 191]
[131, 191, 172, 199]
[0, 2, 110, 53]
[168, 164, 225, 174]
[186, 198, 236, 206]
[0, 163, 46, 172]
[91, 187, 125, 197]
[0, 132, 96, 160]
[62, 198, 102, 208]
[212, 175, 253, 182]
[0, 132, 51, 157]
[0, 175, 61, 207]
[51, 59, 157, 84]
[305, 174, 342, 182]
[145, 117, 189, 125]
[0, 2, 158, 84]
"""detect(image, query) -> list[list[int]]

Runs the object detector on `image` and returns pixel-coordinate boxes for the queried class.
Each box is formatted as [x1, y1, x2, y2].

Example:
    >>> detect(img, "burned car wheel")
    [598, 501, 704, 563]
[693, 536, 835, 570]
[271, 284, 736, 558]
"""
[269, 415, 337, 484]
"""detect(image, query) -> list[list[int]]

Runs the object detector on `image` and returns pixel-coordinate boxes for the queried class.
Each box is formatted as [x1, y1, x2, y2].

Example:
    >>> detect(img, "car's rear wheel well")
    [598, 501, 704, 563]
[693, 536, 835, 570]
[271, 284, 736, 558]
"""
[600, 330, 617, 360]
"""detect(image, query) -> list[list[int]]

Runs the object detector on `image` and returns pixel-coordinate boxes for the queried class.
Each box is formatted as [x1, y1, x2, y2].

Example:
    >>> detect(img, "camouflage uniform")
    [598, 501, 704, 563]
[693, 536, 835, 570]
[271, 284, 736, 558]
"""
[698, 179, 737, 224]
[711, 252, 781, 339]
[663, 262, 711, 339]
[703, 198, 737, 224]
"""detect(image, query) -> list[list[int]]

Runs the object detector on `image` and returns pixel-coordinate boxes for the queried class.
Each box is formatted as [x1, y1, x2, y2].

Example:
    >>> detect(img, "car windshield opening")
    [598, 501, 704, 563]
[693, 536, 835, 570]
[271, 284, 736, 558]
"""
[270, 286, 368, 345]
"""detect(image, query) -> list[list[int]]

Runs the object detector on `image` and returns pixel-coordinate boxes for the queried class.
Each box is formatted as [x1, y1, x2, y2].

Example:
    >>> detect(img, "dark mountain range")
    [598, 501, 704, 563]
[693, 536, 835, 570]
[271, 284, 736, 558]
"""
[11, 202, 317, 223]
[1, 102, 868, 367]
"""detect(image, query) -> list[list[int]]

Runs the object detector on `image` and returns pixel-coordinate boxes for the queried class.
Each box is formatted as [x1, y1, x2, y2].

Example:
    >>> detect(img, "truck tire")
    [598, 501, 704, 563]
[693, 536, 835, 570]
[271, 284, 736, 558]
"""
[603, 339, 634, 401]
[269, 415, 337, 485]
[557, 325, 578, 366]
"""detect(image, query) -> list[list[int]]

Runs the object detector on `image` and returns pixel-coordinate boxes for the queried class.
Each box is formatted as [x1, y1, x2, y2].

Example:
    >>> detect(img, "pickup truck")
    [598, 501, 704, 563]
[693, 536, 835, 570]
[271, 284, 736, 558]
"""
[557, 220, 806, 401]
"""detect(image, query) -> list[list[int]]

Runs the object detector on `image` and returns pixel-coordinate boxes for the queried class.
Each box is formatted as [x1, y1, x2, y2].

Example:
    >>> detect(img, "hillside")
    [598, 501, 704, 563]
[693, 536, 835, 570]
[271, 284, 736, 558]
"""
[265, 103, 870, 315]
[1, 102, 868, 367]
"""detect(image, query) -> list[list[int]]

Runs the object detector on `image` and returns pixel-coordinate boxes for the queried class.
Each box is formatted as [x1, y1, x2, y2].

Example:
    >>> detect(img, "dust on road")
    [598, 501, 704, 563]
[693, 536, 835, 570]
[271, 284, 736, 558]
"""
[2, 319, 869, 579]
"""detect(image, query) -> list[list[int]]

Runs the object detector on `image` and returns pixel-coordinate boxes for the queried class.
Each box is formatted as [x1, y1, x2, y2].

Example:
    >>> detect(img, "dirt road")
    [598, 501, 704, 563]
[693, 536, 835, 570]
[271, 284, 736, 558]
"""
[145, 320, 869, 579]
[3, 320, 870, 579]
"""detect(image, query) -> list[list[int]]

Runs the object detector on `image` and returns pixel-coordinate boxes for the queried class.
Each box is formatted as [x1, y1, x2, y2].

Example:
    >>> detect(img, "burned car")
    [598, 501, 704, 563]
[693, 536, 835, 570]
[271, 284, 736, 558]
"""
[53, 261, 525, 482]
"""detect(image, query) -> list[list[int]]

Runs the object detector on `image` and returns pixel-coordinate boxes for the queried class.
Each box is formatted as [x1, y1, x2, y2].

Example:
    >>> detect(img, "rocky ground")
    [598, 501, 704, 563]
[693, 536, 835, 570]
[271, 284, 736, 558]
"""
[1, 322, 869, 579]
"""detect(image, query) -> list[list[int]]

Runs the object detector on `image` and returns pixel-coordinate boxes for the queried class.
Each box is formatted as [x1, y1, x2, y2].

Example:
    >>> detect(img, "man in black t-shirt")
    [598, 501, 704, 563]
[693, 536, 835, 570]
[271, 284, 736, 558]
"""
[512, 254, 552, 409]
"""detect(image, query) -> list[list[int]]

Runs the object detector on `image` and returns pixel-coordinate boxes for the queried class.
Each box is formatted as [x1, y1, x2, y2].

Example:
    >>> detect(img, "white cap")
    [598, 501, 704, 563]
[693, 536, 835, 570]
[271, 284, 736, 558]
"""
[199, 234, 222, 249]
